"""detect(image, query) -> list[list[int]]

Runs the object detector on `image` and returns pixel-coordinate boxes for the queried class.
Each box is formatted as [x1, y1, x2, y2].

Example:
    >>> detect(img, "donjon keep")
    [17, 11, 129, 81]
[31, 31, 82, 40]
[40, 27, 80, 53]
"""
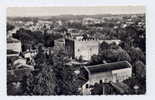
[65, 38, 120, 61]
[65, 38, 100, 61]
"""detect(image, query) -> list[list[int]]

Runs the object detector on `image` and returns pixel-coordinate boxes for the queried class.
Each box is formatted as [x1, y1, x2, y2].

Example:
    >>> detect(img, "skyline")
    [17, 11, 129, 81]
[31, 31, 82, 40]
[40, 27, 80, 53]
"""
[7, 6, 145, 17]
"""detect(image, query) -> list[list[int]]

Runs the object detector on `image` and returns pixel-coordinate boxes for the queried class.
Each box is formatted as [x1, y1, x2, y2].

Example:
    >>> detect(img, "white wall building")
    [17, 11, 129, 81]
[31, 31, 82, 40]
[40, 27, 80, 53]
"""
[81, 61, 132, 95]
[7, 37, 22, 56]
[65, 38, 121, 61]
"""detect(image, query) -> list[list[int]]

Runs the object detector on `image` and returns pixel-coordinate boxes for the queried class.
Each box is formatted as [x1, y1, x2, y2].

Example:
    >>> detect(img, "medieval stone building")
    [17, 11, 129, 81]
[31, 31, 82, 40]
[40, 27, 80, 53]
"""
[65, 38, 100, 61]
[65, 38, 121, 61]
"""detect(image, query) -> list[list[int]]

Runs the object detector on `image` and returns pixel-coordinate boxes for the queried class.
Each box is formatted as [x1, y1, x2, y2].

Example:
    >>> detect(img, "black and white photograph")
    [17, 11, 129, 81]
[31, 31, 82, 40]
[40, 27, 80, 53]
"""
[6, 6, 146, 95]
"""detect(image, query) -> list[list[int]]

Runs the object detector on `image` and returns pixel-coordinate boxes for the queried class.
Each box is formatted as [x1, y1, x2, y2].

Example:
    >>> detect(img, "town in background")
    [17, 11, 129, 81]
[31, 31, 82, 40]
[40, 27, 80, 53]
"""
[7, 7, 146, 95]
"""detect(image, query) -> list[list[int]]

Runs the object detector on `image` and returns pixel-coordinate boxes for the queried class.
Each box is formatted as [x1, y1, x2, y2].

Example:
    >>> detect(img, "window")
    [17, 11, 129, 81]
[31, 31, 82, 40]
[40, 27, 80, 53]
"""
[78, 49, 80, 52]
[99, 80, 103, 84]
[104, 78, 107, 83]
[85, 84, 89, 88]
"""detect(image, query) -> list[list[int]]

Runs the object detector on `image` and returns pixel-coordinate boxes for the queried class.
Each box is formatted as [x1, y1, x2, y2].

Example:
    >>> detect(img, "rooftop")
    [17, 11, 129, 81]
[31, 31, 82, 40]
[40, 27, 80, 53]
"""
[7, 37, 20, 43]
[86, 61, 132, 74]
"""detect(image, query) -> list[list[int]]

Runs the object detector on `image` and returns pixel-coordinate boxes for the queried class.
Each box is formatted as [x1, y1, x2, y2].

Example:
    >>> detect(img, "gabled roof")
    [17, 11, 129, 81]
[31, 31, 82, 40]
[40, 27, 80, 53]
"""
[7, 37, 20, 43]
[86, 61, 132, 74]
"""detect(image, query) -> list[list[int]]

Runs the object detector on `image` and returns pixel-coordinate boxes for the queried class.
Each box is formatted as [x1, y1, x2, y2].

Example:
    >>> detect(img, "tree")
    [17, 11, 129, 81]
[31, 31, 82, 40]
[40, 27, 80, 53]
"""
[34, 45, 46, 70]
[117, 48, 131, 62]
[90, 54, 102, 65]
[22, 64, 56, 95]
[52, 48, 80, 95]
[22, 46, 56, 95]
[100, 49, 117, 63]
[99, 41, 110, 52]
[99, 41, 131, 63]
[128, 47, 145, 64]
[134, 60, 146, 79]
[99, 47, 131, 63]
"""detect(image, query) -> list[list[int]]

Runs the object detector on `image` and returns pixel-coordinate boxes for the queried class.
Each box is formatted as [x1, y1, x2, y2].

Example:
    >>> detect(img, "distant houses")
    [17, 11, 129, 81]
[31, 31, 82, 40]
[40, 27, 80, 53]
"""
[7, 37, 35, 72]
[7, 37, 22, 57]
[6, 14, 145, 95]
[82, 18, 103, 25]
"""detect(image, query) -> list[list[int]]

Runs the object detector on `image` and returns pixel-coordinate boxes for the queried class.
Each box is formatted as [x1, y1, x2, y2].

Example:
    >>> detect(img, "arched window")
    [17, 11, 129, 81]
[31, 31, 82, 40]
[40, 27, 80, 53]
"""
[99, 80, 103, 84]
[85, 84, 89, 88]
[78, 49, 80, 52]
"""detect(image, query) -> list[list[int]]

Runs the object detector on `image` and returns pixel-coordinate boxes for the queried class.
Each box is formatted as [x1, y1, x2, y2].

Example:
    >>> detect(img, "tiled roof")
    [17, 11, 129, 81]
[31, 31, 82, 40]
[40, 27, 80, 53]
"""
[86, 61, 132, 74]
[7, 37, 20, 43]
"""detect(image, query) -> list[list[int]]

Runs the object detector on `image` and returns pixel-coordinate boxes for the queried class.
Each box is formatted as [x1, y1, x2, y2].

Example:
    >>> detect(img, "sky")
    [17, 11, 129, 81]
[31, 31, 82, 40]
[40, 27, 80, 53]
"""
[7, 6, 145, 17]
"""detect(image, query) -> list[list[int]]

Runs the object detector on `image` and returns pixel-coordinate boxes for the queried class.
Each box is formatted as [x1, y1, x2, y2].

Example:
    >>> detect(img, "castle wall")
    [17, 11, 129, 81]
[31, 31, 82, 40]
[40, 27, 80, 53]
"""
[74, 40, 99, 61]
[65, 39, 75, 58]
[65, 38, 121, 61]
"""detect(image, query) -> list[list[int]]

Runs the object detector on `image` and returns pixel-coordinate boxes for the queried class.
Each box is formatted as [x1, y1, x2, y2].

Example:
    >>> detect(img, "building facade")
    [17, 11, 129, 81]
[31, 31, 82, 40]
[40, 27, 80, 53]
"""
[7, 37, 22, 57]
[65, 38, 100, 61]
[54, 38, 65, 48]
[65, 38, 121, 61]
[82, 61, 132, 95]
